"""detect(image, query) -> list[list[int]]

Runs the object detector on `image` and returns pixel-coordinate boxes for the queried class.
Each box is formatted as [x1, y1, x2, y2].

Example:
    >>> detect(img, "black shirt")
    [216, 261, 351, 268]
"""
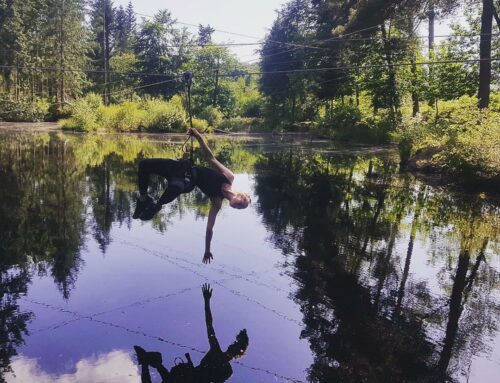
[195, 166, 230, 198]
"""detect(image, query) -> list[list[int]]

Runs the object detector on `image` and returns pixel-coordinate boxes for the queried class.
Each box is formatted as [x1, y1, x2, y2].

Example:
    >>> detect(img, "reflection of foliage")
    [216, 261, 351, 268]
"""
[0, 166, 34, 381]
[0, 268, 33, 380]
[254, 149, 500, 382]
[0, 133, 86, 299]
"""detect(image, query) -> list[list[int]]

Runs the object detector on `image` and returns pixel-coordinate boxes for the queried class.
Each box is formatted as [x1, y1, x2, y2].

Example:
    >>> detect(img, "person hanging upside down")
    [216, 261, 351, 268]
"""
[133, 128, 251, 263]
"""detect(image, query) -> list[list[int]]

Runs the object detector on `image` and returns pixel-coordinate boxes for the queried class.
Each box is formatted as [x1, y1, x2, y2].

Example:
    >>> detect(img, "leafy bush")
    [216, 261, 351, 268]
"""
[394, 95, 500, 183]
[0, 96, 50, 122]
[198, 106, 224, 127]
[190, 118, 210, 132]
[61, 95, 187, 132]
[142, 95, 186, 132]
[238, 93, 264, 117]
[60, 93, 103, 131]
[218, 117, 265, 132]
[314, 103, 392, 143]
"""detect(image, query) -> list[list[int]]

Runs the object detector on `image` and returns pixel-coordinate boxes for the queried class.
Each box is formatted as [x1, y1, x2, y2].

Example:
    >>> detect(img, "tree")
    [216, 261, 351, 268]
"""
[260, 0, 317, 124]
[478, 0, 494, 108]
[114, 5, 135, 54]
[198, 24, 215, 46]
[89, 0, 115, 104]
[183, 45, 242, 116]
[0, 0, 87, 102]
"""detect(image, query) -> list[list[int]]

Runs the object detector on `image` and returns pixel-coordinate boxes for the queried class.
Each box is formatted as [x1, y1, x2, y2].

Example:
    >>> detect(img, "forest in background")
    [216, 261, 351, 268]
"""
[0, 0, 499, 185]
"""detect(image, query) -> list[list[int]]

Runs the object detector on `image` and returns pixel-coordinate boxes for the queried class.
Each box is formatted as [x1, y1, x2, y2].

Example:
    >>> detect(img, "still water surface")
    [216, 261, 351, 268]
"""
[0, 132, 499, 383]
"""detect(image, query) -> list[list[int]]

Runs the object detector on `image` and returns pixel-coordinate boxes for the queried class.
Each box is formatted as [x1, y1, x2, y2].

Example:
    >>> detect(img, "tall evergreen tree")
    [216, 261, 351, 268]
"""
[89, 0, 115, 103]
[114, 2, 136, 54]
[135, 10, 178, 97]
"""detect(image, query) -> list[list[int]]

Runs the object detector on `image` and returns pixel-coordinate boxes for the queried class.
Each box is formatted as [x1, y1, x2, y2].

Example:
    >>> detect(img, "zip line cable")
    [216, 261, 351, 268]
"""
[134, 11, 475, 52]
[1, 33, 494, 55]
[1, 58, 498, 84]
[100, 78, 180, 98]
[0, 65, 182, 79]
[202, 58, 500, 78]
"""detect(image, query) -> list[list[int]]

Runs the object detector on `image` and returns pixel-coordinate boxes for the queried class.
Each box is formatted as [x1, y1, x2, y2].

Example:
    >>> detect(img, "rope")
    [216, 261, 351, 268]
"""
[182, 72, 194, 162]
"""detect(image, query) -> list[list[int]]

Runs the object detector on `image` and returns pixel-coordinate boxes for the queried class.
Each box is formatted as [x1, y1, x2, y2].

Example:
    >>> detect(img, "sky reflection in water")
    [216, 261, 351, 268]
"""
[0, 132, 499, 383]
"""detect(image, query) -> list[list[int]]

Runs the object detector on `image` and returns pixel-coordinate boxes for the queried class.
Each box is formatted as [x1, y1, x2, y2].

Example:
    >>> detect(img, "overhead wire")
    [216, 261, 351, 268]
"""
[0, 58, 498, 85]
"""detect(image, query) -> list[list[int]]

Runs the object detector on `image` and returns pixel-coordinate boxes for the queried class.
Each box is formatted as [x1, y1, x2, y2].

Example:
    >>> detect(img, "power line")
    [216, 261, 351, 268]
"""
[0, 65, 181, 79]
[1, 58, 497, 83]
[210, 58, 500, 78]
[101, 78, 179, 98]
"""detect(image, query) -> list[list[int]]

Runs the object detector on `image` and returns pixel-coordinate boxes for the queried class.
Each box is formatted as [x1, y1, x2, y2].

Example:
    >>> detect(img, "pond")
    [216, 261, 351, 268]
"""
[0, 131, 499, 383]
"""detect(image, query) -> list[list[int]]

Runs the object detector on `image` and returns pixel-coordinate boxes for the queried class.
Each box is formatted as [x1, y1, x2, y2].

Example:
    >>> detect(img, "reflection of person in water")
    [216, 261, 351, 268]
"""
[133, 128, 250, 264]
[134, 284, 249, 383]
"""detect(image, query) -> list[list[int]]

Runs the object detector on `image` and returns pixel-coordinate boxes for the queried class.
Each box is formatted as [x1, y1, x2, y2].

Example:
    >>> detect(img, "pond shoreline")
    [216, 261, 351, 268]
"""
[2, 122, 497, 194]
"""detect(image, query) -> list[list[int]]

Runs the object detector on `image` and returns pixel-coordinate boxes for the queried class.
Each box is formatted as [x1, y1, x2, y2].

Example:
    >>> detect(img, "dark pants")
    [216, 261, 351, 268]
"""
[138, 159, 189, 206]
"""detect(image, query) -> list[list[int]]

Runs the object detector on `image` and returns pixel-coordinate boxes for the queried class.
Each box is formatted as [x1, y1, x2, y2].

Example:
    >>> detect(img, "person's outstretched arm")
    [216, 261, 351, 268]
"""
[189, 129, 234, 184]
[203, 198, 222, 264]
[202, 283, 221, 350]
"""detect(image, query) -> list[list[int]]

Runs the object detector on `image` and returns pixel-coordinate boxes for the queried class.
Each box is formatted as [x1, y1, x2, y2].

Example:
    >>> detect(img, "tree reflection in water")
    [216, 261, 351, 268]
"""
[0, 132, 498, 382]
[254, 150, 499, 382]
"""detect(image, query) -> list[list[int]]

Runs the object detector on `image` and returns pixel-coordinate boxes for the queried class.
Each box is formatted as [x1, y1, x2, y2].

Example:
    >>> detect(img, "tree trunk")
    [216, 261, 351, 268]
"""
[478, 0, 493, 109]
[428, 5, 436, 107]
[59, 0, 65, 104]
[411, 55, 419, 116]
[437, 249, 470, 376]
[103, 1, 109, 105]
[381, 24, 399, 114]
[428, 5, 435, 56]
[212, 56, 220, 107]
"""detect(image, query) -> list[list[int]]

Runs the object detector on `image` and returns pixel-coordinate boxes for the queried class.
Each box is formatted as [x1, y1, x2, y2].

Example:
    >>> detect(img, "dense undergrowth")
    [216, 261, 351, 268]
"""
[0, 97, 52, 122]
[394, 95, 500, 186]
[56, 94, 266, 133]
[59, 94, 187, 132]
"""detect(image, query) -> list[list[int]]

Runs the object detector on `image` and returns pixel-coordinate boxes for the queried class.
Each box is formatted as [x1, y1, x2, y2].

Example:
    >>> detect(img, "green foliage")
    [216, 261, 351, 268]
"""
[61, 95, 187, 132]
[314, 103, 392, 143]
[190, 118, 210, 132]
[141, 96, 186, 132]
[98, 102, 146, 131]
[198, 106, 224, 127]
[230, 75, 265, 118]
[394, 95, 500, 183]
[182, 44, 242, 116]
[218, 117, 266, 132]
[60, 93, 102, 131]
[0, 97, 51, 122]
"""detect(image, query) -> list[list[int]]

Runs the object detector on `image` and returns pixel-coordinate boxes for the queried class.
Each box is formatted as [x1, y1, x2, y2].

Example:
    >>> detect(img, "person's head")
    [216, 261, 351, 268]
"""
[225, 329, 249, 360]
[228, 192, 251, 209]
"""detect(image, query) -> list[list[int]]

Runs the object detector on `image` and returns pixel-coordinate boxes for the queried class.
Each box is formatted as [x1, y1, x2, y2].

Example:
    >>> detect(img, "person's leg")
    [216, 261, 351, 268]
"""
[157, 365, 171, 382]
[157, 177, 184, 206]
[134, 346, 153, 383]
[135, 159, 186, 220]
[140, 364, 153, 383]
[138, 159, 181, 197]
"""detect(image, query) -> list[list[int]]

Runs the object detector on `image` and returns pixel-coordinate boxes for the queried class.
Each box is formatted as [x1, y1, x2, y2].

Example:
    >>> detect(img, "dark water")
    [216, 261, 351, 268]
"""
[0, 132, 499, 383]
